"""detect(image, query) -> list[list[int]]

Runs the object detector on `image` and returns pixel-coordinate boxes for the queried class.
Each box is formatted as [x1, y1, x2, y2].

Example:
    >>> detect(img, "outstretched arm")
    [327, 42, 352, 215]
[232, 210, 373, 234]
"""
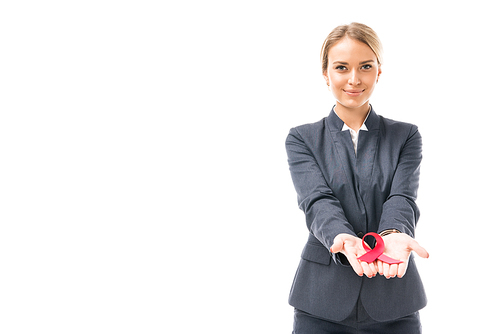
[378, 125, 422, 238]
[374, 125, 428, 278]
[286, 128, 356, 254]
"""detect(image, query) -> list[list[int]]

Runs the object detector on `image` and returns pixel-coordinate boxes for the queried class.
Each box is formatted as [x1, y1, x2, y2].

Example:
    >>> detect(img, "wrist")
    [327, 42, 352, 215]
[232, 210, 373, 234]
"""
[379, 229, 401, 237]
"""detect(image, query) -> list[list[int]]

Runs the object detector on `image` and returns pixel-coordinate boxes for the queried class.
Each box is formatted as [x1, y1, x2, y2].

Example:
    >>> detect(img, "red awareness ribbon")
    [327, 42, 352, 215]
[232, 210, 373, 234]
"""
[357, 232, 402, 264]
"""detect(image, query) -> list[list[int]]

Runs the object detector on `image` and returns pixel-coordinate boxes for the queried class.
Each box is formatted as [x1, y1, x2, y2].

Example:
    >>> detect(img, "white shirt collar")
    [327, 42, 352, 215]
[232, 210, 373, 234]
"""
[337, 108, 371, 133]
[334, 107, 371, 155]
[342, 122, 368, 132]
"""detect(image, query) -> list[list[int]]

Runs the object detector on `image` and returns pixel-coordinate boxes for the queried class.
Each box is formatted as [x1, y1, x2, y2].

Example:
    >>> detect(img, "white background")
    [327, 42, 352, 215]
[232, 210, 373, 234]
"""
[1, 1, 498, 333]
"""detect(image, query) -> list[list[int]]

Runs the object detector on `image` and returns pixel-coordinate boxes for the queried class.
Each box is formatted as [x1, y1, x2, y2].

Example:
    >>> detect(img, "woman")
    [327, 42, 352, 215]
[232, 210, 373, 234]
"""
[286, 23, 429, 333]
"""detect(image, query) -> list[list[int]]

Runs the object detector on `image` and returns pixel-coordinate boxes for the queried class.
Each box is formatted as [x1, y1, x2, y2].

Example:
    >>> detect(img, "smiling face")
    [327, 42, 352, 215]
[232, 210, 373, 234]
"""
[323, 37, 381, 115]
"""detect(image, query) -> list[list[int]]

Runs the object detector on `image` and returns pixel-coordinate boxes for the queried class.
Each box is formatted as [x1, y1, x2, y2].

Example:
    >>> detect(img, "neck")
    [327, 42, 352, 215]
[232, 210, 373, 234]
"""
[334, 102, 371, 131]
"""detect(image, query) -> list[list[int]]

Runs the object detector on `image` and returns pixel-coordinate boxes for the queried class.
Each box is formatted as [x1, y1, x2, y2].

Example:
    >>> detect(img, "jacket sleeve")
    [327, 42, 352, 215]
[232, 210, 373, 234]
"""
[286, 127, 357, 252]
[377, 125, 422, 238]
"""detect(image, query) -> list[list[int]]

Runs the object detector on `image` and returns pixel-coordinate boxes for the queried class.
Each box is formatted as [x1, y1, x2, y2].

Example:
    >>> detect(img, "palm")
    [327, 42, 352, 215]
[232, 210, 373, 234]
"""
[331, 232, 429, 279]
[381, 234, 413, 261]
[331, 234, 378, 278]
[342, 238, 366, 257]
[376, 233, 429, 278]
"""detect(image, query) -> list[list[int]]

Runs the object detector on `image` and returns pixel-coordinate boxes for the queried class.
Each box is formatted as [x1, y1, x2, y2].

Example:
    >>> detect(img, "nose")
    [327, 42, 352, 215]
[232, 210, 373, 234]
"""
[348, 69, 361, 86]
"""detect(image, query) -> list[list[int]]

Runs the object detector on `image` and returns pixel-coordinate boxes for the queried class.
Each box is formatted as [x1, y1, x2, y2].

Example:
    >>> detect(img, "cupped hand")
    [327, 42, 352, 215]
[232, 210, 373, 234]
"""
[330, 233, 378, 278]
[375, 233, 429, 279]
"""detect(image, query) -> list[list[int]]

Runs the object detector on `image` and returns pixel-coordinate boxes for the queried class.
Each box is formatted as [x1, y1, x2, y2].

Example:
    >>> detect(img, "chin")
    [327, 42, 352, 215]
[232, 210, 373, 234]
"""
[338, 100, 369, 109]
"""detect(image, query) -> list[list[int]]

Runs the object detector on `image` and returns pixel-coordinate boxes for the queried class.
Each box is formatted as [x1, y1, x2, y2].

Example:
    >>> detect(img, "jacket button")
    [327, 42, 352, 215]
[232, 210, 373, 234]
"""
[357, 232, 364, 238]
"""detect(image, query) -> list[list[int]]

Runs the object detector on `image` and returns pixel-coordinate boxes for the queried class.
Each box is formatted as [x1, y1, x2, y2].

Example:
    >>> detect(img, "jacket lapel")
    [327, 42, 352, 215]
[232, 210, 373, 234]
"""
[326, 106, 381, 190]
[325, 106, 381, 233]
[326, 108, 357, 189]
[356, 110, 381, 186]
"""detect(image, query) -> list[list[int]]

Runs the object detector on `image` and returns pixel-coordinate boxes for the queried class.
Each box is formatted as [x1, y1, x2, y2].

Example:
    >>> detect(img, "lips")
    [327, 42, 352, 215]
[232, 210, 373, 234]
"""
[343, 89, 364, 96]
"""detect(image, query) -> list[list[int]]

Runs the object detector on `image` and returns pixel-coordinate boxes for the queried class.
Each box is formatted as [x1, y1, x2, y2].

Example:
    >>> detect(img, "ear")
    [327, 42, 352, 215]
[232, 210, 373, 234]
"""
[323, 71, 329, 86]
[376, 66, 382, 83]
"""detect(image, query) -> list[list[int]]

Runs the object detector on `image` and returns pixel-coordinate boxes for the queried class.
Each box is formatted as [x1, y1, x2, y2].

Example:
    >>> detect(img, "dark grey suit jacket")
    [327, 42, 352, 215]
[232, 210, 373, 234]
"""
[285, 107, 426, 322]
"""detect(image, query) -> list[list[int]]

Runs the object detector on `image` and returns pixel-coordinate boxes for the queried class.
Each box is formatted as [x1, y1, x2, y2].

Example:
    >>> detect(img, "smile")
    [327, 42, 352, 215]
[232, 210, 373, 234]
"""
[343, 89, 364, 97]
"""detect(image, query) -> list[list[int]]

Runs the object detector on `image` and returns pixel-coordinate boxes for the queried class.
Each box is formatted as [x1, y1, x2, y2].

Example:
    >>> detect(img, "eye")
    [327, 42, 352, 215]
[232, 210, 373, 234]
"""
[335, 65, 347, 71]
[361, 64, 372, 70]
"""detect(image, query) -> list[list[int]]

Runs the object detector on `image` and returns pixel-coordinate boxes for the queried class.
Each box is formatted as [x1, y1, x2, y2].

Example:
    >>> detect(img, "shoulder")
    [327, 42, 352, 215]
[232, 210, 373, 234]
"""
[287, 117, 328, 142]
[379, 115, 419, 139]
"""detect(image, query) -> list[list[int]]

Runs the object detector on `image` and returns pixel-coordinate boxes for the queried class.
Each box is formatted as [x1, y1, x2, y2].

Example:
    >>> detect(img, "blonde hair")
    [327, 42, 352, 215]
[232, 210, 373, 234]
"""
[321, 22, 383, 74]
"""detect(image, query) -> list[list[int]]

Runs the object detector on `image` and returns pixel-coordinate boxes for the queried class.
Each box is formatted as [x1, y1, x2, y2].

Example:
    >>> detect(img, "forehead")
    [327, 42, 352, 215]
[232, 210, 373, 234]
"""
[328, 37, 377, 63]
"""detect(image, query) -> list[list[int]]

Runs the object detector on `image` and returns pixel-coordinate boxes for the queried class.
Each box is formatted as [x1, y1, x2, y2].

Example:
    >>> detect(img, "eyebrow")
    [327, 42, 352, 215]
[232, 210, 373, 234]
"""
[332, 60, 375, 65]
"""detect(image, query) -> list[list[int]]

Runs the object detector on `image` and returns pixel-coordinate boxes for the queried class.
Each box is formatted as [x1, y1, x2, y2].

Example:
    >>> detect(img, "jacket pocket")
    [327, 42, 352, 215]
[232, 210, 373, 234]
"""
[301, 242, 331, 265]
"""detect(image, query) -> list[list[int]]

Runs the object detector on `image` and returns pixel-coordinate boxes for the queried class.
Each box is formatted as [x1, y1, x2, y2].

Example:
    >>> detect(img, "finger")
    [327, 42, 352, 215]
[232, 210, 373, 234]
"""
[360, 261, 371, 277]
[330, 237, 344, 254]
[397, 261, 408, 278]
[383, 262, 391, 279]
[346, 255, 364, 276]
[409, 240, 429, 259]
[368, 261, 378, 278]
[360, 261, 376, 278]
[376, 260, 384, 275]
[389, 263, 398, 278]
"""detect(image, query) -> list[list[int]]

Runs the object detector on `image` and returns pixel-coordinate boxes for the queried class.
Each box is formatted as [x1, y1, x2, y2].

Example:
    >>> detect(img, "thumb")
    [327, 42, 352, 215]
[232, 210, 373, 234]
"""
[330, 236, 344, 253]
[409, 240, 429, 259]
